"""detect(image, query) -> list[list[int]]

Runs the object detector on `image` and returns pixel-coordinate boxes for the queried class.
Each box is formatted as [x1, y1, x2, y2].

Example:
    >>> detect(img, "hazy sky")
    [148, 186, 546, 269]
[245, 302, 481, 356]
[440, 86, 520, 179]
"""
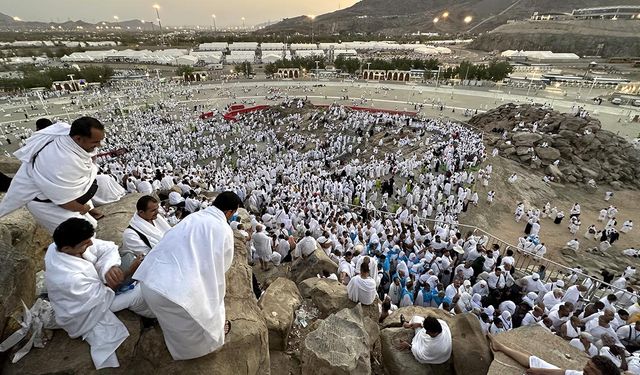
[3, 0, 360, 27]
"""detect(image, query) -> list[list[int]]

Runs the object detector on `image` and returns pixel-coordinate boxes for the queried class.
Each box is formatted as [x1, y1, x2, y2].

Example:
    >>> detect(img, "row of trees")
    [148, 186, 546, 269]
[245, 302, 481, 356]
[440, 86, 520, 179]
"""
[0, 65, 114, 91]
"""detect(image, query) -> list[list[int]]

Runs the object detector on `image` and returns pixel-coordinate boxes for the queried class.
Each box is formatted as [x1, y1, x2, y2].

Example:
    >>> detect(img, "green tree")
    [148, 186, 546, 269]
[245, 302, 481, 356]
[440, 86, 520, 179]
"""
[176, 66, 195, 76]
[234, 62, 253, 77]
[334, 56, 360, 75]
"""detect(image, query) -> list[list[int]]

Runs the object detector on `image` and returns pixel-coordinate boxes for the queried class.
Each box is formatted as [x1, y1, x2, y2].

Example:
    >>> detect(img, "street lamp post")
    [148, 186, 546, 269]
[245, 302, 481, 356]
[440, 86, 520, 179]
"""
[242, 17, 246, 30]
[436, 66, 442, 88]
[211, 14, 217, 31]
[315, 60, 320, 81]
[153, 4, 164, 45]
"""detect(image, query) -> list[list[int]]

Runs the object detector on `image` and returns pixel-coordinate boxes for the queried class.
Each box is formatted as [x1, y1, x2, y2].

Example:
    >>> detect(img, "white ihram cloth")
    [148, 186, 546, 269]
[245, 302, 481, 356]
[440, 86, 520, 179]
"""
[410, 316, 453, 365]
[93, 174, 126, 206]
[252, 231, 272, 261]
[133, 206, 234, 360]
[122, 213, 172, 255]
[0, 122, 98, 233]
[347, 275, 377, 305]
[45, 239, 153, 369]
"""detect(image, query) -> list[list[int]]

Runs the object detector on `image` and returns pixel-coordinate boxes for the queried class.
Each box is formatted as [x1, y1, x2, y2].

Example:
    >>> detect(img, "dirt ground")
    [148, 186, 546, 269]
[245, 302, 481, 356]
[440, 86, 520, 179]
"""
[461, 152, 640, 279]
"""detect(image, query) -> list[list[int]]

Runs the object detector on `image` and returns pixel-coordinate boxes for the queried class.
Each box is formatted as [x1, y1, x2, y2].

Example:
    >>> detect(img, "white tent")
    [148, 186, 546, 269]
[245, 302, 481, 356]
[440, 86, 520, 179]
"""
[262, 52, 284, 64]
[199, 42, 228, 51]
[174, 55, 199, 66]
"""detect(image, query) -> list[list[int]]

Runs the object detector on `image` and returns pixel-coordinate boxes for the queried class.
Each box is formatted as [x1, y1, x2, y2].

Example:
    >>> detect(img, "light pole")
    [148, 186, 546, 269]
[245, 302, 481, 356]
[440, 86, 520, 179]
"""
[315, 60, 320, 81]
[436, 65, 442, 88]
[211, 14, 217, 31]
[113, 15, 119, 23]
[242, 17, 246, 30]
[153, 5, 163, 30]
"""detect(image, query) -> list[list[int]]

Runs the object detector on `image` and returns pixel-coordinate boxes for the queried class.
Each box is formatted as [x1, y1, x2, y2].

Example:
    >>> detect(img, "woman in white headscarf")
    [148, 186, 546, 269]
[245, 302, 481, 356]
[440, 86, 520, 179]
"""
[456, 292, 473, 313]
[499, 311, 513, 331]
[471, 293, 483, 311]
[472, 280, 489, 297]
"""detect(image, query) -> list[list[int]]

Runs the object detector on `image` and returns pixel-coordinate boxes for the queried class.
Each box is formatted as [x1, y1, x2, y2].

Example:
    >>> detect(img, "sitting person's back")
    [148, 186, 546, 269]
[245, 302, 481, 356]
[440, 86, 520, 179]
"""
[347, 259, 377, 305]
[407, 316, 452, 365]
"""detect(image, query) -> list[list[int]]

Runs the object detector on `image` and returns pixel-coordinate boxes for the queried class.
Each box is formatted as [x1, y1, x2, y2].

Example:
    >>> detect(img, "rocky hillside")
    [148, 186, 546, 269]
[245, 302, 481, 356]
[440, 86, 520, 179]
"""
[0, 170, 589, 374]
[260, 0, 640, 36]
[470, 19, 640, 57]
[468, 103, 640, 188]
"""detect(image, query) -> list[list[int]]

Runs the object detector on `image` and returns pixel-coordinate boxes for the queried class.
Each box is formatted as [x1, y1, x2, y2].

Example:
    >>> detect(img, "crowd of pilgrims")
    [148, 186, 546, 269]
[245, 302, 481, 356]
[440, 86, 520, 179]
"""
[6, 80, 639, 370]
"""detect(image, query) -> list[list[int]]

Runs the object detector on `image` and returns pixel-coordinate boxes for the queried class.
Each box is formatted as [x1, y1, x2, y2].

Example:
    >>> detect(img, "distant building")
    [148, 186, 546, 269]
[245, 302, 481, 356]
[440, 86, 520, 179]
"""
[571, 6, 640, 20]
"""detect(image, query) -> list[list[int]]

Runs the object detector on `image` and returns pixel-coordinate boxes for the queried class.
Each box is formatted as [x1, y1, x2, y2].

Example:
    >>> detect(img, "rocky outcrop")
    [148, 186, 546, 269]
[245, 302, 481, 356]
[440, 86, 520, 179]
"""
[470, 103, 640, 187]
[380, 307, 492, 375]
[289, 248, 338, 284]
[0, 232, 35, 342]
[95, 192, 143, 246]
[298, 277, 380, 323]
[301, 304, 371, 375]
[488, 325, 589, 375]
[0, 155, 20, 175]
[258, 277, 303, 351]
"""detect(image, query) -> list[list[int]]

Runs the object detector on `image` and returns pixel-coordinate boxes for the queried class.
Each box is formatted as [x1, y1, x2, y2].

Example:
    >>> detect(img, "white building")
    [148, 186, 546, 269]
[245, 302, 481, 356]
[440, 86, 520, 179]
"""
[198, 42, 228, 51]
[228, 42, 258, 51]
[227, 51, 256, 63]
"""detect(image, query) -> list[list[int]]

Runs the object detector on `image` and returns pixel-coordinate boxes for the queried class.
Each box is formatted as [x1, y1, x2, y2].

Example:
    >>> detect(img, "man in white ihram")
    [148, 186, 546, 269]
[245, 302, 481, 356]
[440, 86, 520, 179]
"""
[0, 117, 105, 234]
[45, 218, 154, 369]
[122, 195, 171, 256]
[134, 191, 242, 360]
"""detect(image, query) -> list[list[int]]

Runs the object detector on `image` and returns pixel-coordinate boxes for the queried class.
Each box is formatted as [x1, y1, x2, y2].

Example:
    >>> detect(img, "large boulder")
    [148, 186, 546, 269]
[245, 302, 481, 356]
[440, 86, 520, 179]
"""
[0, 207, 51, 272]
[512, 132, 542, 147]
[258, 277, 303, 351]
[95, 193, 143, 246]
[289, 248, 338, 284]
[0, 234, 35, 341]
[299, 278, 350, 317]
[301, 304, 371, 375]
[488, 325, 589, 375]
[0, 155, 20, 175]
[381, 307, 492, 375]
[3, 311, 142, 375]
[535, 147, 561, 163]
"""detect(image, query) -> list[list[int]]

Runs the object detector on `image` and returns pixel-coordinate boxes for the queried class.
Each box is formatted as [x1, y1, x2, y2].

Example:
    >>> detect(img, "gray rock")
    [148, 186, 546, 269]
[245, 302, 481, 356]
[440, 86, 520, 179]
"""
[516, 146, 530, 156]
[289, 248, 338, 284]
[545, 165, 564, 180]
[258, 277, 303, 351]
[488, 325, 588, 375]
[512, 132, 542, 146]
[535, 147, 560, 162]
[301, 304, 371, 375]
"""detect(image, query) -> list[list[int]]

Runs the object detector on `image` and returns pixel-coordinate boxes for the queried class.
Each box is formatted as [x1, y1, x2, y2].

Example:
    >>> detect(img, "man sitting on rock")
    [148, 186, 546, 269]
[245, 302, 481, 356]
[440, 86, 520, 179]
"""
[396, 315, 453, 365]
[121, 195, 171, 278]
[45, 218, 154, 370]
[347, 258, 377, 305]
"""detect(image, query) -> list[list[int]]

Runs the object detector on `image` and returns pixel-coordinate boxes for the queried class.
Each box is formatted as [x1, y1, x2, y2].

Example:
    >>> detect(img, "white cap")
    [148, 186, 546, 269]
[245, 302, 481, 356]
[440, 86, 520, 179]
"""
[317, 236, 328, 244]
[532, 273, 540, 280]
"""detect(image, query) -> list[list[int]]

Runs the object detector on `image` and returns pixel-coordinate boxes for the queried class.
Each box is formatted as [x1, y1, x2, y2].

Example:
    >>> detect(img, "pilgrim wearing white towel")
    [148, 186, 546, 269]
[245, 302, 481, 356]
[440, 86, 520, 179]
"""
[134, 192, 241, 360]
[0, 118, 105, 234]
[404, 316, 452, 365]
[122, 195, 171, 256]
[45, 218, 154, 370]
[93, 173, 126, 206]
[347, 259, 377, 305]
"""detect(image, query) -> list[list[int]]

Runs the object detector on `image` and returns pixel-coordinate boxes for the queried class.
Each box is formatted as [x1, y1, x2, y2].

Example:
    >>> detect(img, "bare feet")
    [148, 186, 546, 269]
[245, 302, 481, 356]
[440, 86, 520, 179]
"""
[486, 334, 501, 352]
[224, 320, 231, 336]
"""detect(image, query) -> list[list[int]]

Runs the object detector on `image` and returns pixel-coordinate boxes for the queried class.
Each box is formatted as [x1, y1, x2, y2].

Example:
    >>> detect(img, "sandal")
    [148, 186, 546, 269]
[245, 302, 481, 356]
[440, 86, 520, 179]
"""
[224, 320, 231, 336]
[400, 314, 406, 325]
